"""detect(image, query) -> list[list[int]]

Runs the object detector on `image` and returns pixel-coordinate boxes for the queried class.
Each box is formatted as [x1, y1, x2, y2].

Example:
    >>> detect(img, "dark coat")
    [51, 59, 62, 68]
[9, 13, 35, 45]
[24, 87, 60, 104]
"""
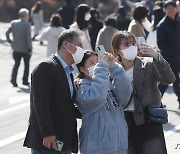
[157, 15, 180, 70]
[23, 55, 78, 153]
[89, 17, 103, 51]
[58, 4, 75, 29]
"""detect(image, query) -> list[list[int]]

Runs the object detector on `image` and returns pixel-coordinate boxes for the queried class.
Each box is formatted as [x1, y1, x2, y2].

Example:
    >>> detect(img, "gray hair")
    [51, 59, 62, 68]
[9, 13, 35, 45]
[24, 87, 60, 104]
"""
[57, 29, 82, 50]
[19, 8, 29, 18]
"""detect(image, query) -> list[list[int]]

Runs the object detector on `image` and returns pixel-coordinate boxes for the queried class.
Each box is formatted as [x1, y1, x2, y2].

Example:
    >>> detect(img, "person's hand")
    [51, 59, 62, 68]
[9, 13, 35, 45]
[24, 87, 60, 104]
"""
[140, 44, 159, 61]
[98, 52, 115, 65]
[74, 78, 81, 90]
[105, 52, 115, 66]
[43, 135, 57, 150]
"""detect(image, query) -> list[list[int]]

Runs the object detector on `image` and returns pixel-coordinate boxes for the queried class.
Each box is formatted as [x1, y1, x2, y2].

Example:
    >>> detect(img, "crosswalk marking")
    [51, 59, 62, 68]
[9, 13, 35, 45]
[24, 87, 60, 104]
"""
[0, 131, 26, 148]
[164, 124, 180, 138]
[0, 103, 29, 116]
[9, 95, 29, 105]
[0, 123, 179, 148]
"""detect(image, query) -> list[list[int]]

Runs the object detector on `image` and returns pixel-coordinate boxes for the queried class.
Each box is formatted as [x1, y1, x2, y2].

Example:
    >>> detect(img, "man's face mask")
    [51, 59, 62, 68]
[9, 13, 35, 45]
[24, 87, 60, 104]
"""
[66, 42, 85, 64]
[121, 46, 137, 60]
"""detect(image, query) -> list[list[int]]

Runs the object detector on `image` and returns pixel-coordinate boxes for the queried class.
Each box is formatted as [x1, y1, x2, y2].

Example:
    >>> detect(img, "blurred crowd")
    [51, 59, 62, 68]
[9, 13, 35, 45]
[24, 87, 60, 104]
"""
[5, 0, 180, 153]
[6, 0, 180, 106]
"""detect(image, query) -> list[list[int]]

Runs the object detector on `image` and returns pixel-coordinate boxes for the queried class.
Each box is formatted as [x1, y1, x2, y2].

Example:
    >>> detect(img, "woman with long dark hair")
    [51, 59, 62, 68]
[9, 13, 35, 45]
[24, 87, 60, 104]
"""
[70, 4, 92, 51]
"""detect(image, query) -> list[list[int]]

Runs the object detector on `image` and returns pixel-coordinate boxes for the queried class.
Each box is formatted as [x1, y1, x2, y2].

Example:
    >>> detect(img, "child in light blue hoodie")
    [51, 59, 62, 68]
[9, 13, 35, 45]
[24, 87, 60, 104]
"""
[76, 51, 132, 154]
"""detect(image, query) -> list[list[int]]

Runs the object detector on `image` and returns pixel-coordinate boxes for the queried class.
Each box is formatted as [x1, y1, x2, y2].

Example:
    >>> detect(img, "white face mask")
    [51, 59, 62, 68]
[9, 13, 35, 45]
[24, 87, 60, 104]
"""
[142, 18, 152, 32]
[84, 13, 91, 21]
[122, 46, 137, 60]
[87, 65, 95, 77]
[66, 43, 85, 64]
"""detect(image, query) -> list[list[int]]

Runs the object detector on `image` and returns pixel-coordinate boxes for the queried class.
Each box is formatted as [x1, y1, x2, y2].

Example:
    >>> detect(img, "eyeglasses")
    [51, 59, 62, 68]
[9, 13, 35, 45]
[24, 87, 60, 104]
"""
[68, 42, 83, 48]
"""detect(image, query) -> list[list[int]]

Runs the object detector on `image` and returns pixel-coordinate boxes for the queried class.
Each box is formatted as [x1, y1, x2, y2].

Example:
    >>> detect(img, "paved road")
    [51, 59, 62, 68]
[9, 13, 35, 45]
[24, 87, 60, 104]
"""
[0, 22, 180, 154]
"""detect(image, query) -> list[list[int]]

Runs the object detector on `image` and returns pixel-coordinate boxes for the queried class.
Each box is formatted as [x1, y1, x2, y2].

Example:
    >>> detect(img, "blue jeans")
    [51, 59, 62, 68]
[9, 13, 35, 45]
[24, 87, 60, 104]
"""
[31, 149, 72, 154]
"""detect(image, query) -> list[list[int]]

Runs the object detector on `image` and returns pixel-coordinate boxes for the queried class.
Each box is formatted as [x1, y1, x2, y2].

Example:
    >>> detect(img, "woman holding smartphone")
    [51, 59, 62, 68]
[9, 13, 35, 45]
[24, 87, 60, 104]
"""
[76, 51, 132, 154]
[111, 31, 175, 154]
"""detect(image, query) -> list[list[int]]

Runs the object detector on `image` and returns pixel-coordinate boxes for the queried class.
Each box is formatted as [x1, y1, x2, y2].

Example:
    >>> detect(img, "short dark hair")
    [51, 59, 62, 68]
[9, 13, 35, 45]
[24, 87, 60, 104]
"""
[154, 0, 164, 9]
[90, 8, 100, 19]
[164, 0, 177, 9]
[57, 29, 81, 50]
[50, 14, 62, 27]
[76, 51, 97, 79]
[105, 16, 117, 28]
[117, 6, 127, 18]
[133, 5, 149, 22]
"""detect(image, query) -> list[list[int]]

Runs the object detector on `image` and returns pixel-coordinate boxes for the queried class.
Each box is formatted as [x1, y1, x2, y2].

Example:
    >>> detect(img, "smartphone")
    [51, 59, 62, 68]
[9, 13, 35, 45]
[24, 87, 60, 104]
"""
[136, 37, 150, 57]
[56, 140, 63, 152]
[135, 37, 147, 47]
[96, 45, 106, 58]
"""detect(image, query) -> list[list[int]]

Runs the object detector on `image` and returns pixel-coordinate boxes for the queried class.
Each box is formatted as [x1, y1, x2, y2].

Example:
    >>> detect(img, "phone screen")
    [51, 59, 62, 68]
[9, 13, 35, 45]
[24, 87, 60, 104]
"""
[56, 140, 63, 152]
[96, 45, 106, 58]
[135, 37, 147, 46]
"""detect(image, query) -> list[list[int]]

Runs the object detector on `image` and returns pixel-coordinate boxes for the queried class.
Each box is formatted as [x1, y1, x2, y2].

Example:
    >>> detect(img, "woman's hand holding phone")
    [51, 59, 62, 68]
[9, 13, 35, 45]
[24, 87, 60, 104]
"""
[96, 45, 115, 65]
[140, 44, 159, 61]
[104, 53, 115, 66]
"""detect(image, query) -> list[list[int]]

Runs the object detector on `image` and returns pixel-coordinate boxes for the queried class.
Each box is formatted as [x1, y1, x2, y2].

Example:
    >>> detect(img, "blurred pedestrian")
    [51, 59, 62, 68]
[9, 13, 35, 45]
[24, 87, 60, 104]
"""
[76, 51, 132, 154]
[112, 31, 175, 154]
[147, 1, 165, 51]
[89, 8, 103, 51]
[38, 14, 66, 57]
[6, 8, 32, 87]
[31, 1, 44, 40]
[96, 16, 119, 54]
[177, 0, 180, 15]
[157, 0, 180, 109]
[57, 0, 75, 29]
[23, 29, 83, 154]
[116, 6, 131, 30]
[152, 0, 165, 29]
[70, 4, 92, 51]
[128, 5, 151, 38]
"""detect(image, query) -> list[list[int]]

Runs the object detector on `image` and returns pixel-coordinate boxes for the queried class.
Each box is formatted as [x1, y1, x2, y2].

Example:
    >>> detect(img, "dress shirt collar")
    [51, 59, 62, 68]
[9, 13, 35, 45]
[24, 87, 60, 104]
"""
[55, 53, 74, 73]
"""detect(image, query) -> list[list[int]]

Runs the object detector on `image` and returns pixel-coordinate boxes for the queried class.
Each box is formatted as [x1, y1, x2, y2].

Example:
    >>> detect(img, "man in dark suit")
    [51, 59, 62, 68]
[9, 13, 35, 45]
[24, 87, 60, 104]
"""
[157, 0, 180, 109]
[6, 8, 32, 87]
[23, 29, 84, 154]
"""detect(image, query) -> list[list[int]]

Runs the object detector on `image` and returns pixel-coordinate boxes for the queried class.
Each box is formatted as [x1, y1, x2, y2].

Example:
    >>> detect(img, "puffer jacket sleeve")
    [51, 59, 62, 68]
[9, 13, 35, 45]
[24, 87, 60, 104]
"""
[76, 62, 109, 118]
[109, 63, 132, 108]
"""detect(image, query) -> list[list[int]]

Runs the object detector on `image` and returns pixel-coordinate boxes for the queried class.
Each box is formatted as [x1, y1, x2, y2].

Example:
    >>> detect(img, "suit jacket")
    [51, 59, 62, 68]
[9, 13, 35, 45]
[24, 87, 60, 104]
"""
[132, 54, 175, 125]
[23, 55, 78, 153]
[6, 19, 32, 53]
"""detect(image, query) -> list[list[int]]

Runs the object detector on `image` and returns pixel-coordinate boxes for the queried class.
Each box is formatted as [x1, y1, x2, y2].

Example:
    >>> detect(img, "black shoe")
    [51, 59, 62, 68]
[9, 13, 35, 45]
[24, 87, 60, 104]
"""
[23, 82, 30, 86]
[10, 80, 18, 87]
[40, 41, 43, 45]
